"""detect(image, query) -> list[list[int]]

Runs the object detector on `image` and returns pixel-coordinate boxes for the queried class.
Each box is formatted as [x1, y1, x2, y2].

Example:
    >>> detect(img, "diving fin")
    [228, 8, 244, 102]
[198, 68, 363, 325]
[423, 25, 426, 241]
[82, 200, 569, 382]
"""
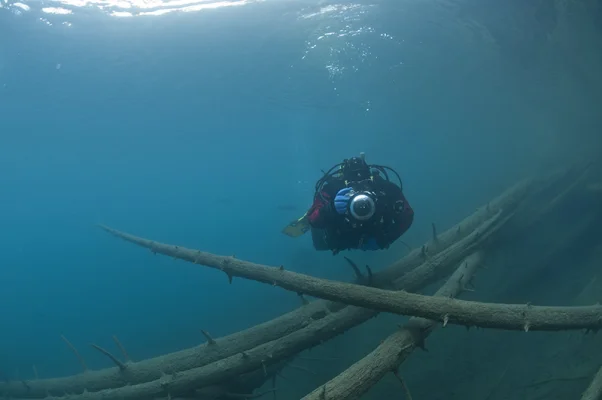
[282, 213, 311, 238]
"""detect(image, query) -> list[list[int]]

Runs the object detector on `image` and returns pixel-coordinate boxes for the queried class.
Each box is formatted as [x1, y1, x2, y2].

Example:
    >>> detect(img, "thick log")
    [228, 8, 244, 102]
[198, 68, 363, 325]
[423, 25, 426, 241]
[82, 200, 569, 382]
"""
[99, 220, 602, 332]
[301, 251, 484, 400]
[581, 365, 602, 400]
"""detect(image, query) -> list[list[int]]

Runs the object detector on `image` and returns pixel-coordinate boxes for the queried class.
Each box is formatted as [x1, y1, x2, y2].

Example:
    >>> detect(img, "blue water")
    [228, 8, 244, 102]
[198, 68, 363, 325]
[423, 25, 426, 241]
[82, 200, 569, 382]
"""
[0, 0, 600, 389]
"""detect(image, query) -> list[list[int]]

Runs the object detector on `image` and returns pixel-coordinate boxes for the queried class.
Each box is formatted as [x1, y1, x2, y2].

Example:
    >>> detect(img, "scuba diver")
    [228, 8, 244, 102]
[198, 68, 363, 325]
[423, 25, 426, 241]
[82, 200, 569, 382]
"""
[282, 153, 414, 255]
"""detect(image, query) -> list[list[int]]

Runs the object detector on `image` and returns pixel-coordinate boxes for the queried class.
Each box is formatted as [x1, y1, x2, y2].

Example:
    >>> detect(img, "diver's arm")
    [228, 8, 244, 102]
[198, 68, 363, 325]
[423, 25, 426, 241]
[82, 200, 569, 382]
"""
[307, 182, 342, 229]
[307, 191, 336, 229]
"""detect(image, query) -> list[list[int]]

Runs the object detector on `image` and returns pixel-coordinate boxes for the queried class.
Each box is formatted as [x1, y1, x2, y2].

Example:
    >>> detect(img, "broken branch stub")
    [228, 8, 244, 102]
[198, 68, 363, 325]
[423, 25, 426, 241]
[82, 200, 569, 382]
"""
[61, 335, 88, 372]
[112, 335, 131, 363]
[201, 330, 216, 345]
[90, 344, 127, 370]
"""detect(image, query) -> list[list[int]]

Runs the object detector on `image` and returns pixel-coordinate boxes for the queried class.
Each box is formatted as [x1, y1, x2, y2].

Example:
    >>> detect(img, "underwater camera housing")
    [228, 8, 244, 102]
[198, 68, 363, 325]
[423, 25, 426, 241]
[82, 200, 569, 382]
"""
[347, 190, 378, 221]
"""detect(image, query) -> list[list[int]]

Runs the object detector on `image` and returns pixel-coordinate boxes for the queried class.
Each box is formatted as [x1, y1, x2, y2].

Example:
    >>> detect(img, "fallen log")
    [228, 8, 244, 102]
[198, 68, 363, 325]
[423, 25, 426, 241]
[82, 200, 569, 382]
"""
[301, 251, 485, 400]
[581, 365, 602, 400]
[99, 222, 602, 332]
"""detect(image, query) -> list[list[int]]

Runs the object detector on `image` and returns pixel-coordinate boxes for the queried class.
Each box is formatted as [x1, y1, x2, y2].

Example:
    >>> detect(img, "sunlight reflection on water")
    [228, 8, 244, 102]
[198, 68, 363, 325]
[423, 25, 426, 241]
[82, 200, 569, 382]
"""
[1, 0, 388, 81]
[298, 3, 387, 80]
[1, 0, 256, 18]
[1, 0, 396, 112]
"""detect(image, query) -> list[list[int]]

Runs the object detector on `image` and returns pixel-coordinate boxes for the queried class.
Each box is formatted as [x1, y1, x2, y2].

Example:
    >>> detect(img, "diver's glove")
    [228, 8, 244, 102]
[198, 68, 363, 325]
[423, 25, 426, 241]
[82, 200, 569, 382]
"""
[360, 237, 380, 251]
[334, 187, 354, 214]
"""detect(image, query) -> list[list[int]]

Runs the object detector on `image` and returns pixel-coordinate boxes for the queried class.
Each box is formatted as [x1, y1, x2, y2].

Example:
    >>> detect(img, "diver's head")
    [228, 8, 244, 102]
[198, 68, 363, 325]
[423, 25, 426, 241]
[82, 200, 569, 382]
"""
[341, 157, 371, 182]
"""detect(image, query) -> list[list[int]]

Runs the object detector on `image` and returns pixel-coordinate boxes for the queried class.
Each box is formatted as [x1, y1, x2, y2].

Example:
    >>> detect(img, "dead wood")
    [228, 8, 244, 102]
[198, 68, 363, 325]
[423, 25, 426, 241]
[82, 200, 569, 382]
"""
[300, 251, 485, 399]
[581, 365, 602, 400]
[61, 335, 87, 372]
[99, 216, 602, 332]
[112, 336, 131, 363]
[90, 344, 127, 370]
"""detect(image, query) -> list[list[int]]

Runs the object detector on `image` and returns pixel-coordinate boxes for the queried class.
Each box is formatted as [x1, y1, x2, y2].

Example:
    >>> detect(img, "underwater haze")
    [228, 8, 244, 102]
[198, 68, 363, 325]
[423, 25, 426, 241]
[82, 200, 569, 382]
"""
[1, 0, 602, 398]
